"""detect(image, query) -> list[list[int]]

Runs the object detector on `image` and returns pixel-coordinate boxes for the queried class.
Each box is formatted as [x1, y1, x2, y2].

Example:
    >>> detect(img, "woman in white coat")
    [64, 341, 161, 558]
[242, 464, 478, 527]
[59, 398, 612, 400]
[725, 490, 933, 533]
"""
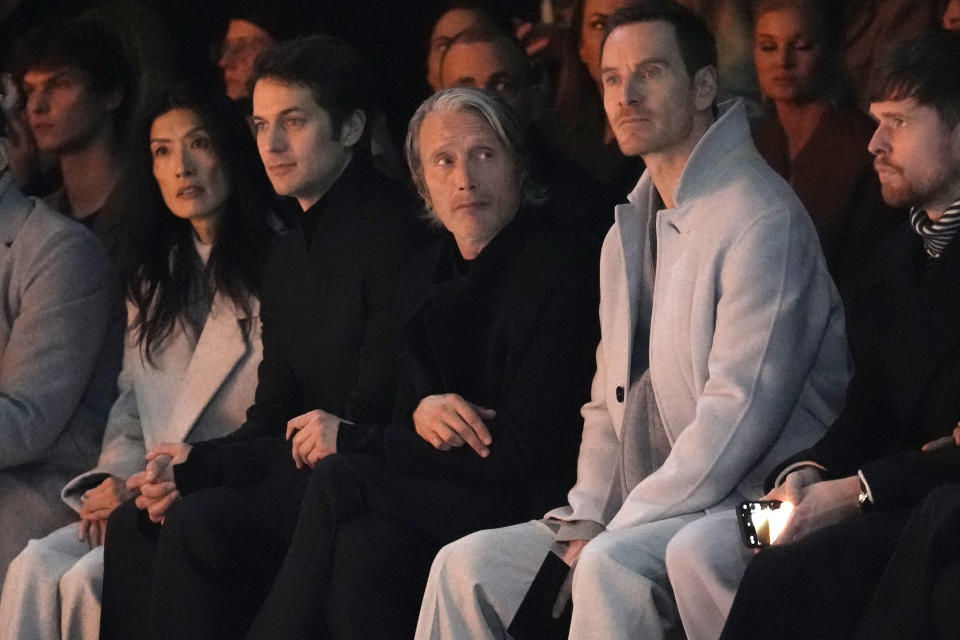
[0, 82, 278, 640]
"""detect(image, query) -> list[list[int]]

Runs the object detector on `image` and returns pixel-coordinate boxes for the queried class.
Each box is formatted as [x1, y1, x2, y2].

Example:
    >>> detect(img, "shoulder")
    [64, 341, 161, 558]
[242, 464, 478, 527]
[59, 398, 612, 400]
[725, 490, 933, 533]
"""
[13, 198, 110, 285]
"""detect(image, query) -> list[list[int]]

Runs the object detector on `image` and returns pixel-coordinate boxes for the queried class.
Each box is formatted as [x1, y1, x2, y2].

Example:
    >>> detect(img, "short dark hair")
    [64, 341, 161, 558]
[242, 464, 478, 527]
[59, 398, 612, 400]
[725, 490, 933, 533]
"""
[249, 34, 376, 150]
[12, 15, 134, 134]
[869, 30, 960, 129]
[601, 0, 717, 79]
[441, 26, 532, 86]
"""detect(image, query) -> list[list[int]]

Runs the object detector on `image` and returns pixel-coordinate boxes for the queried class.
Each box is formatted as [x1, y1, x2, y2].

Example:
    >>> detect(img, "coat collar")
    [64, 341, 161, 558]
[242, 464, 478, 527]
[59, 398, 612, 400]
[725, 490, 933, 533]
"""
[161, 291, 258, 443]
[412, 213, 532, 392]
[621, 99, 754, 236]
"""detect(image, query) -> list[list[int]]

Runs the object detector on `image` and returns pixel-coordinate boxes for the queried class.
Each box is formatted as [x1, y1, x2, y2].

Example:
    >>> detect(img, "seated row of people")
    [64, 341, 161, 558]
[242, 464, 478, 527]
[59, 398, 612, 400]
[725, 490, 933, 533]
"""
[0, 2, 957, 639]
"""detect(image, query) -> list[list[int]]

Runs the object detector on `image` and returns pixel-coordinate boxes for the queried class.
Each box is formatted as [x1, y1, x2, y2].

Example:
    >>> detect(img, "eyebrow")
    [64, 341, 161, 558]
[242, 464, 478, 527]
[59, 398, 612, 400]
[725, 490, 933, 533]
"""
[23, 70, 69, 86]
[600, 57, 670, 75]
[252, 107, 306, 121]
[149, 126, 207, 143]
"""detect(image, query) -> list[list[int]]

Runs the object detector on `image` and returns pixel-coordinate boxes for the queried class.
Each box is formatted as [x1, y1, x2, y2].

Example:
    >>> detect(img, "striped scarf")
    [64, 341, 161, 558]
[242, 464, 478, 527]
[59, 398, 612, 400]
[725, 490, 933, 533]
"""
[910, 200, 960, 258]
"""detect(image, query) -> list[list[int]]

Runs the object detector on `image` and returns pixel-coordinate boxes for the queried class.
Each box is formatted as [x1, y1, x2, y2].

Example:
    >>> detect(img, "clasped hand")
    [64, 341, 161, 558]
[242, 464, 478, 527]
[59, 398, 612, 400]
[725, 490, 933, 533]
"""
[127, 442, 192, 524]
[286, 408, 342, 470]
[76, 476, 134, 549]
[413, 393, 495, 457]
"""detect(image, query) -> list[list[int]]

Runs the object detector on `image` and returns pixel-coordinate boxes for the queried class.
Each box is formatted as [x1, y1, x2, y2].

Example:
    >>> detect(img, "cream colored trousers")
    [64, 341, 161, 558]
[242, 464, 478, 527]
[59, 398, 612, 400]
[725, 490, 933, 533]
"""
[416, 514, 700, 640]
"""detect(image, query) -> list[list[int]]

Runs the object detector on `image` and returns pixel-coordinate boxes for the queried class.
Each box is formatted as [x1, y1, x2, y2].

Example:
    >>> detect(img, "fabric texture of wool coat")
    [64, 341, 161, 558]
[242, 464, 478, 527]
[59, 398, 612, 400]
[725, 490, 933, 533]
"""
[0, 171, 120, 585]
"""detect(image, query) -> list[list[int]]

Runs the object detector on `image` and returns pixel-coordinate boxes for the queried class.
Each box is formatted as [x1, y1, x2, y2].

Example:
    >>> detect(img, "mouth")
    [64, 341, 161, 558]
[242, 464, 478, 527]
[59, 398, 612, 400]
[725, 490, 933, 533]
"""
[177, 185, 206, 198]
[268, 163, 296, 175]
[873, 161, 901, 177]
[617, 114, 652, 127]
[454, 201, 488, 212]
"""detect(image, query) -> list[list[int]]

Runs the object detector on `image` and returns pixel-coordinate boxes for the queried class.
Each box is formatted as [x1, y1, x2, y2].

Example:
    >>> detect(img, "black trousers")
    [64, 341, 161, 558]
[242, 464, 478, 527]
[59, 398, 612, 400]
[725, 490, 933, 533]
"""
[245, 454, 444, 640]
[719, 507, 913, 640]
[855, 484, 960, 640]
[100, 459, 309, 640]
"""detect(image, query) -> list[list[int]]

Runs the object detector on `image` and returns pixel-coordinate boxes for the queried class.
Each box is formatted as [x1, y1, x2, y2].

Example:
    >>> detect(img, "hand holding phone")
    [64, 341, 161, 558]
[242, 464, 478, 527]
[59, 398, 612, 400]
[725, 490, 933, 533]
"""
[737, 500, 794, 548]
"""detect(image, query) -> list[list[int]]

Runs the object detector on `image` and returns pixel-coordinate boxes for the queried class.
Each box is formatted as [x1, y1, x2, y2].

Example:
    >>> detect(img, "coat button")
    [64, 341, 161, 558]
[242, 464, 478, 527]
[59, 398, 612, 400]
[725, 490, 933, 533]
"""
[616, 386, 624, 402]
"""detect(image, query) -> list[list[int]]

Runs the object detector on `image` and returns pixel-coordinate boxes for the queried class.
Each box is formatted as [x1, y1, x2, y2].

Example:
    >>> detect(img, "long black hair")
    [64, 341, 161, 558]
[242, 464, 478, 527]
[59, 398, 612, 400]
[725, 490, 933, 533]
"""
[122, 81, 277, 364]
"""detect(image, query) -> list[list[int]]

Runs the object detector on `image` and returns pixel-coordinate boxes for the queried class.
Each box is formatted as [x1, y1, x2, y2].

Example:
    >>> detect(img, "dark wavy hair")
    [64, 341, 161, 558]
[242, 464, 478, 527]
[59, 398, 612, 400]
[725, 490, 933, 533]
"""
[869, 29, 960, 129]
[123, 82, 277, 364]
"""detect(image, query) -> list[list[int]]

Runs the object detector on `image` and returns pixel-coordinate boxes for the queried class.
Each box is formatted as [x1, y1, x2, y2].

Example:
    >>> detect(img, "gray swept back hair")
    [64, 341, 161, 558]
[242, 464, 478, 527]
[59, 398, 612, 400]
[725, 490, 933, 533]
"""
[404, 87, 544, 219]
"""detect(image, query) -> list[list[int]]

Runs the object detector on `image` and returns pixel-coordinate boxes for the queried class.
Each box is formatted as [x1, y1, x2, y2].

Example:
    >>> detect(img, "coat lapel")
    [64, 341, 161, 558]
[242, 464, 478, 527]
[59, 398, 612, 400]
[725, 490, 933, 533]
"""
[162, 292, 253, 444]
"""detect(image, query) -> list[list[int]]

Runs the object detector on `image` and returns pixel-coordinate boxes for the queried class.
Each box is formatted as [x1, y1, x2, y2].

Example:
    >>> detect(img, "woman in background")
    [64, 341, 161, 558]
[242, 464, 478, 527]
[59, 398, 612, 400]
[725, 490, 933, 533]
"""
[0, 82, 277, 640]
[751, 0, 901, 300]
[552, 0, 639, 197]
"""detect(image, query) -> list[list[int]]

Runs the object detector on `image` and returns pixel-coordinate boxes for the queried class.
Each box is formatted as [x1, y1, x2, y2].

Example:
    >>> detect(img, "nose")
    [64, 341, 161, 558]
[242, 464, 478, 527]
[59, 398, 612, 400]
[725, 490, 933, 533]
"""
[867, 124, 888, 157]
[455, 158, 477, 191]
[27, 87, 49, 114]
[176, 147, 196, 178]
[623, 71, 645, 106]
[264, 123, 287, 154]
[778, 45, 796, 68]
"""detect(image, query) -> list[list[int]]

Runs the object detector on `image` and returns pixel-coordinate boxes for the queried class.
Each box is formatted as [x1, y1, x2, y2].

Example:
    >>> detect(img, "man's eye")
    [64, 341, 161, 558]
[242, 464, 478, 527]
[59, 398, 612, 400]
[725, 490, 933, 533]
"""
[588, 18, 607, 31]
[285, 118, 305, 129]
[435, 156, 452, 166]
[892, 118, 905, 128]
[478, 150, 494, 160]
[152, 146, 168, 157]
[758, 43, 777, 52]
[602, 75, 619, 87]
[191, 137, 211, 149]
[642, 67, 660, 80]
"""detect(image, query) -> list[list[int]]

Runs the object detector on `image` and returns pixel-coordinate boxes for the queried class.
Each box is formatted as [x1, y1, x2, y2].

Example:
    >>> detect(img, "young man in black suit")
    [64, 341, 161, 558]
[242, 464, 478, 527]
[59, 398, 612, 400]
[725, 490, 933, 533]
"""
[666, 29, 960, 640]
[99, 35, 427, 640]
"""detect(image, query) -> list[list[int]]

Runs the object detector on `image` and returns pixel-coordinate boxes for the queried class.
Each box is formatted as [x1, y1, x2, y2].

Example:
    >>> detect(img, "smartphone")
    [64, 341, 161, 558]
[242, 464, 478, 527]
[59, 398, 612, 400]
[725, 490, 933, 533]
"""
[736, 500, 794, 548]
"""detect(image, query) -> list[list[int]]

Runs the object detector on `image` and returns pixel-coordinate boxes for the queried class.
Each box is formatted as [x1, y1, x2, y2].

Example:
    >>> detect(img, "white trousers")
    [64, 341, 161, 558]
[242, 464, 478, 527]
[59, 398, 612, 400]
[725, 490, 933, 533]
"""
[416, 514, 700, 640]
[665, 510, 754, 640]
[0, 522, 103, 640]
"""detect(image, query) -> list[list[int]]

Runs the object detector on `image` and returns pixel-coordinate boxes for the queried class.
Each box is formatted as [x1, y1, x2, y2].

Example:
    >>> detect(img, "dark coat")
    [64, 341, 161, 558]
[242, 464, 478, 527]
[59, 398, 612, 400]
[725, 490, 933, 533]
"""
[721, 224, 960, 640]
[100, 159, 429, 640]
[339, 210, 601, 539]
[767, 223, 960, 509]
[245, 210, 601, 640]
[753, 106, 905, 300]
[174, 158, 429, 491]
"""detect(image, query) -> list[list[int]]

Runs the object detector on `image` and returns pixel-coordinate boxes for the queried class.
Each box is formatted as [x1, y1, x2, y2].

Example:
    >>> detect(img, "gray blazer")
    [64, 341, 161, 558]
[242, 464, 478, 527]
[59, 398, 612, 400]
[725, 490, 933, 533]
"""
[0, 171, 120, 575]
[548, 101, 851, 531]
[61, 291, 263, 510]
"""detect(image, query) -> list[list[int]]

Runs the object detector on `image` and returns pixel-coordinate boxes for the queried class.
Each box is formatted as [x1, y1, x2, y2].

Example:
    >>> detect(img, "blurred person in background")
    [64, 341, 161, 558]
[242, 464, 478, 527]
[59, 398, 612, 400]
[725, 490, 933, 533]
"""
[750, 0, 902, 302]
[12, 15, 135, 259]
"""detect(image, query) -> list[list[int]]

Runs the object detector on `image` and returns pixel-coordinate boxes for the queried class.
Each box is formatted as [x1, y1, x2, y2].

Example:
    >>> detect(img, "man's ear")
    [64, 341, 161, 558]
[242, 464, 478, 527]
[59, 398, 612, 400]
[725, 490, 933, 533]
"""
[692, 65, 718, 112]
[339, 109, 366, 149]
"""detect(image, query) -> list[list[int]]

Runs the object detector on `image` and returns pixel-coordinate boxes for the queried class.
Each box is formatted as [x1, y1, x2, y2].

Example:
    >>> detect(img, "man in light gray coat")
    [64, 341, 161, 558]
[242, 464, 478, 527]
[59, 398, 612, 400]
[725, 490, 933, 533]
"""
[415, 2, 850, 639]
[0, 143, 119, 584]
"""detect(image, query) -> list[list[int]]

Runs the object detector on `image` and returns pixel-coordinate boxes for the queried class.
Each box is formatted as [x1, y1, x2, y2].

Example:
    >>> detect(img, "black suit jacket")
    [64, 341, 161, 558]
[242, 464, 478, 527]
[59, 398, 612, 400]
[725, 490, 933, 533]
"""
[767, 224, 960, 509]
[338, 211, 600, 541]
[176, 159, 429, 492]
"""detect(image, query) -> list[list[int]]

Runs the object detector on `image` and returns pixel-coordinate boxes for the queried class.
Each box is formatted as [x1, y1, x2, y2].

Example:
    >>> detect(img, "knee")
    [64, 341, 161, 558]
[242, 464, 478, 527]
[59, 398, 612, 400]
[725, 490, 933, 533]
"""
[665, 520, 708, 577]
[573, 538, 614, 588]
[60, 549, 103, 605]
[8, 537, 66, 587]
[156, 495, 224, 566]
[429, 531, 498, 592]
